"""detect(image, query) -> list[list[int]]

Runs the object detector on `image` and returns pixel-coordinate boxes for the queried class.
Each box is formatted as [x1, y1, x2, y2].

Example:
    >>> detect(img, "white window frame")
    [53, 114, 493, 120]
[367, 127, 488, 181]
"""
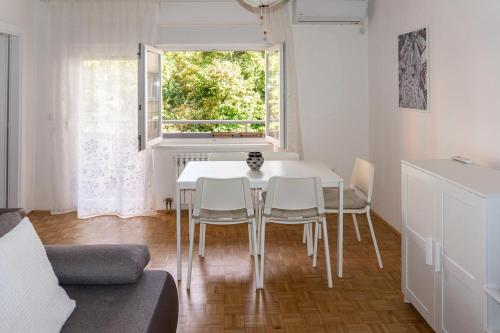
[138, 43, 163, 151]
[151, 44, 287, 144]
[265, 42, 286, 149]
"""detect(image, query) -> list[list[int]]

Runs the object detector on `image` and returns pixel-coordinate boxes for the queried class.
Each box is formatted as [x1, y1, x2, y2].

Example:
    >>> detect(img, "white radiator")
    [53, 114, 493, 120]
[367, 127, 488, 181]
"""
[174, 152, 209, 205]
[174, 152, 209, 177]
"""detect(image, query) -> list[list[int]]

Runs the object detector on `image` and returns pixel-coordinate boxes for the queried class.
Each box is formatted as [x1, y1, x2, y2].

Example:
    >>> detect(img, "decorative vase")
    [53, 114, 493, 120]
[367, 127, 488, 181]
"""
[246, 152, 264, 171]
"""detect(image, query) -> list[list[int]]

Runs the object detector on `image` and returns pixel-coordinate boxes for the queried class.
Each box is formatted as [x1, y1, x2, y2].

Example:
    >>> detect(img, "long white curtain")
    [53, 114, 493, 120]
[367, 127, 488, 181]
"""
[47, 0, 159, 218]
[265, 2, 303, 156]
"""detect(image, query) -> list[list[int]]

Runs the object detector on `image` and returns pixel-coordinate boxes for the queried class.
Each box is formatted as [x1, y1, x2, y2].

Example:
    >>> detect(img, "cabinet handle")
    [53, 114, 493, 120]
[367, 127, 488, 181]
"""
[434, 242, 442, 272]
[425, 238, 433, 266]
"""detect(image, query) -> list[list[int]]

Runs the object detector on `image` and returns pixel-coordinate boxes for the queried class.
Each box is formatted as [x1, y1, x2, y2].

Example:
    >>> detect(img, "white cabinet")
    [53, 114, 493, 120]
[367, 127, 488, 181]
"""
[401, 164, 437, 325]
[402, 160, 500, 333]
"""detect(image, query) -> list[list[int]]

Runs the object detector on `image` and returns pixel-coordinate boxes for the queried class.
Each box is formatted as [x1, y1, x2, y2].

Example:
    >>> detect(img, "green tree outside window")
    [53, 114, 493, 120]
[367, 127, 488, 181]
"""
[162, 51, 266, 133]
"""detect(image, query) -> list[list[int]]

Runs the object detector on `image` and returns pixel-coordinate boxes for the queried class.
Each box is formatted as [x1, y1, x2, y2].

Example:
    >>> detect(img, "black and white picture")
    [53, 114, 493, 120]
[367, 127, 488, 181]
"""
[398, 27, 428, 111]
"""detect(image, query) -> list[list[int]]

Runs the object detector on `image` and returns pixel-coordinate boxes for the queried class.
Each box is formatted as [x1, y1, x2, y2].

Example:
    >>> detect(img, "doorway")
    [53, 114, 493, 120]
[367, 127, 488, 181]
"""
[0, 33, 21, 208]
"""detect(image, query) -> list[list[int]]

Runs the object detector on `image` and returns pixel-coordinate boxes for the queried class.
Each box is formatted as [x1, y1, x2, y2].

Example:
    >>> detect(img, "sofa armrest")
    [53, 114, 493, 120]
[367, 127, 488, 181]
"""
[0, 210, 26, 238]
[0, 208, 26, 217]
[45, 244, 150, 285]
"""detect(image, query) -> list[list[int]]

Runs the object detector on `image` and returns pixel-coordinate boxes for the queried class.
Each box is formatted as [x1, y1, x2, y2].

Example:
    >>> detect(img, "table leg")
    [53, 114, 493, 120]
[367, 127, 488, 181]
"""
[176, 184, 182, 281]
[337, 181, 344, 278]
[255, 189, 261, 255]
[188, 190, 192, 231]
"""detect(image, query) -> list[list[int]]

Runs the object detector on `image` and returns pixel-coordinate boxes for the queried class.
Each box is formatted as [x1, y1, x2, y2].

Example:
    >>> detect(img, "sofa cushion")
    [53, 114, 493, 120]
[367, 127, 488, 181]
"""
[0, 218, 76, 333]
[62, 270, 178, 333]
[45, 244, 150, 285]
[0, 211, 24, 238]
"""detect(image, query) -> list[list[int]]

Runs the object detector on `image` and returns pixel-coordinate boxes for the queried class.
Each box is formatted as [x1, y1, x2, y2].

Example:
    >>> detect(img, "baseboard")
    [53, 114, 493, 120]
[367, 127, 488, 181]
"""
[156, 209, 177, 214]
[28, 210, 51, 214]
[371, 210, 401, 238]
[28, 209, 181, 216]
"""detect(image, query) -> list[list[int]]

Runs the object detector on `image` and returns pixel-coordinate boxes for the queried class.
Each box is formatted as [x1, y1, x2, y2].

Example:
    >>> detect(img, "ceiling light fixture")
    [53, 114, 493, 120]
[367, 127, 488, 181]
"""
[241, 0, 285, 42]
[241, 0, 284, 6]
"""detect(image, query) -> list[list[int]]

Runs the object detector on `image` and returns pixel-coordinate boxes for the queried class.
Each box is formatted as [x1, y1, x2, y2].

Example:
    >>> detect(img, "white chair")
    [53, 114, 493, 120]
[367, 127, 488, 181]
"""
[262, 151, 300, 161]
[260, 151, 316, 251]
[203, 152, 253, 257]
[186, 177, 259, 290]
[321, 158, 383, 268]
[208, 152, 248, 161]
[259, 176, 333, 288]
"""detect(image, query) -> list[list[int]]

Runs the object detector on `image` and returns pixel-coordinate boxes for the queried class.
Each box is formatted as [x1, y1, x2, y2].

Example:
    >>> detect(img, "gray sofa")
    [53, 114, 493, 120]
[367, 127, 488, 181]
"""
[0, 209, 178, 333]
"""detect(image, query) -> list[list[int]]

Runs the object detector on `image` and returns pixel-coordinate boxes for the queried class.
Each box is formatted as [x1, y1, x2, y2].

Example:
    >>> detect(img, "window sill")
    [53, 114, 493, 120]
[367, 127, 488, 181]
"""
[152, 137, 274, 152]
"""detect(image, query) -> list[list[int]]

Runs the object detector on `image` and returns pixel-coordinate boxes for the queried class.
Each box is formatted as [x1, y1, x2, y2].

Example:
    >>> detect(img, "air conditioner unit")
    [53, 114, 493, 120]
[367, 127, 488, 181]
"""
[294, 0, 368, 24]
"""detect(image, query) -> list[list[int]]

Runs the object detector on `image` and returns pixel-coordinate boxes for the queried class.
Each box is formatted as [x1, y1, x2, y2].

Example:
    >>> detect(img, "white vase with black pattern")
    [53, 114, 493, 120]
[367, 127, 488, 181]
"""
[246, 152, 264, 171]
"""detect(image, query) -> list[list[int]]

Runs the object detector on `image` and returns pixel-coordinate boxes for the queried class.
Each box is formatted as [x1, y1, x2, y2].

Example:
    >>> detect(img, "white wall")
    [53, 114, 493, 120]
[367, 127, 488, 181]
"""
[0, 0, 38, 211]
[156, 1, 264, 47]
[368, 0, 500, 231]
[294, 24, 369, 181]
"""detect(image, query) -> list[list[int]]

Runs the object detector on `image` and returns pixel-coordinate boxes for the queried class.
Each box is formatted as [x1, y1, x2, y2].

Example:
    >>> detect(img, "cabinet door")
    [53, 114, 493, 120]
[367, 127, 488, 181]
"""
[402, 165, 437, 328]
[435, 181, 484, 333]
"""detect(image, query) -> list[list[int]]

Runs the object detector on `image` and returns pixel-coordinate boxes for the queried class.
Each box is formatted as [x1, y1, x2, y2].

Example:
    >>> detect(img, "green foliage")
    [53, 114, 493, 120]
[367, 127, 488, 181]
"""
[162, 51, 265, 133]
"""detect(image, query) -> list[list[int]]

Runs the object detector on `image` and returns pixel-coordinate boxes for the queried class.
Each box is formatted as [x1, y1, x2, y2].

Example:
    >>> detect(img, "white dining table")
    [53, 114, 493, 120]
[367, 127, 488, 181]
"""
[175, 160, 344, 280]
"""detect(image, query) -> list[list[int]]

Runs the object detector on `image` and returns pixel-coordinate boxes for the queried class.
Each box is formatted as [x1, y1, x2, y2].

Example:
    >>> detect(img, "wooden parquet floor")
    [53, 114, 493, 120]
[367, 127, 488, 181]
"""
[29, 211, 433, 333]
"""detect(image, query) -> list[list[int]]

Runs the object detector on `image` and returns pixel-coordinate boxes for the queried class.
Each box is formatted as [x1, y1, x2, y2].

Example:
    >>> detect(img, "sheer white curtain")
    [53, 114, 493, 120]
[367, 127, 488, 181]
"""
[47, 0, 160, 218]
[265, 2, 303, 156]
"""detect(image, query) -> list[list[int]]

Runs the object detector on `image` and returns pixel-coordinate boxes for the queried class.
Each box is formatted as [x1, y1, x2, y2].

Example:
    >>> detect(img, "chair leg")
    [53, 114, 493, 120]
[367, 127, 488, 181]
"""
[366, 212, 383, 269]
[352, 214, 361, 242]
[187, 219, 196, 290]
[302, 224, 307, 244]
[259, 217, 267, 288]
[248, 224, 254, 256]
[257, 197, 265, 256]
[251, 220, 260, 289]
[321, 217, 333, 288]
[306, 223, 313, 256]
[313, 222, 319, 268]
[318, 225, 323, 240]
[199, 224, 206, 258]
[198, 224, 203, 256]
[202, 224, 206, 257]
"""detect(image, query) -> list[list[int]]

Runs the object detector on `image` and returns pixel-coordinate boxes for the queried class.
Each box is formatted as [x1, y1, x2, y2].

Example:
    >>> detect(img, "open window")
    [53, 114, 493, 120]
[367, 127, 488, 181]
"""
[138, 43, 163, 151]
[265, 43, 286, 149]
[142, 45, 286, 146]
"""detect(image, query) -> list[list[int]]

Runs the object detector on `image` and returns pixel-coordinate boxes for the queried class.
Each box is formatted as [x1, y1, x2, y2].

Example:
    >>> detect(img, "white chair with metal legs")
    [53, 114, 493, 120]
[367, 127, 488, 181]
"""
[259, 176, 333, 288]
[200, 152, 254, 257]
[186, 177, 260, 290]
[321, 158, 383, 268]
[259, 151, 316, 253]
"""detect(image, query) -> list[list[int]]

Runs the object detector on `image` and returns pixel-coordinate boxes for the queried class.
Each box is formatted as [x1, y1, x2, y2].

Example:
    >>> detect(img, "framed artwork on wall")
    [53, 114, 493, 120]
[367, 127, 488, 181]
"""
[398, 27, 429, 112]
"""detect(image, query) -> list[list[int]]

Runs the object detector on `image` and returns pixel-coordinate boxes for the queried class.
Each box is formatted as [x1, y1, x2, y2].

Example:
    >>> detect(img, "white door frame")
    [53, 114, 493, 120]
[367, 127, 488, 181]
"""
[0, 34, 8, 207]
[0, 21, 23, 208]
